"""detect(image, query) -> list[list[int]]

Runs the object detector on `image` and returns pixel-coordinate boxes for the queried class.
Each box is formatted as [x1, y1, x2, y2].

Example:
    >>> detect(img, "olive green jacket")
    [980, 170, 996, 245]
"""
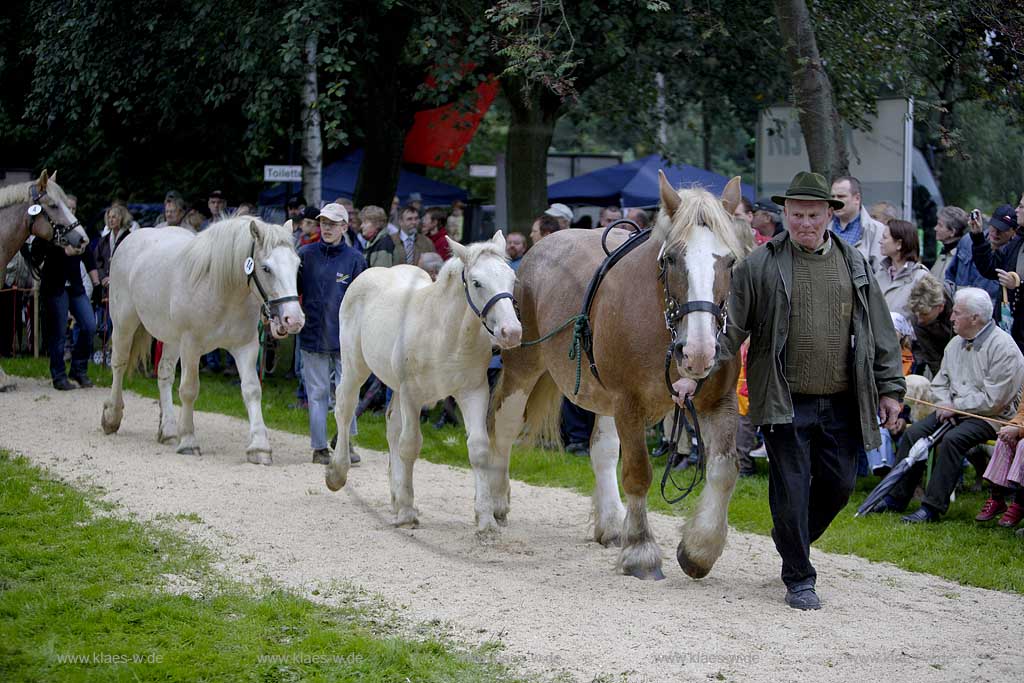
[721, 230, 906, 450]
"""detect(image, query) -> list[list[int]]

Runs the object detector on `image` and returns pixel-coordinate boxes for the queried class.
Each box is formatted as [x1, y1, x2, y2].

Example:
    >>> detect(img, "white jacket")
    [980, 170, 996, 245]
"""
[931, 322, 1024, 425]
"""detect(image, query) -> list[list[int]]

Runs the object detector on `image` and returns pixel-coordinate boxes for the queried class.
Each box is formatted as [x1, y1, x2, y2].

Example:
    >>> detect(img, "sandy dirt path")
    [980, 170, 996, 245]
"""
[2, 378, 1019, 682]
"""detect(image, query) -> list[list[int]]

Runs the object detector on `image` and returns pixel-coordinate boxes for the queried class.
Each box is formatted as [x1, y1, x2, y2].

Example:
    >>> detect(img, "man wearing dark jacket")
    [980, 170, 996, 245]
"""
[298, 202, 366, 465]
[693, 172, 906, 611]
[28, 237, 98, 390]
[969, 204, 1024, 353]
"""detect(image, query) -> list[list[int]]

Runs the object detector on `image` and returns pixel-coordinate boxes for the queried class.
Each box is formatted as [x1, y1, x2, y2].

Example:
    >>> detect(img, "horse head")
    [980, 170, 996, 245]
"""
[448, 231, 522, 349]
[654, 171, 750, 380]
[27, 170, 89, 248]
[249, 220, 305, 338]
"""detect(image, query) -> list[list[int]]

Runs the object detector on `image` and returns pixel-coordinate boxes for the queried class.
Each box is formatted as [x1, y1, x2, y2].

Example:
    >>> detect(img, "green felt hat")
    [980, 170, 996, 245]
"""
[771, 171, 844, 210]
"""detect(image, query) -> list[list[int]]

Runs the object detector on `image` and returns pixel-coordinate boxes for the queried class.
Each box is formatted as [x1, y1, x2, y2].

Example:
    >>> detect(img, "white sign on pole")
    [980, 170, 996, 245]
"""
[469, 164, 497, 178]
[263, 165, 303, 183]
[757, 98, 914, 220]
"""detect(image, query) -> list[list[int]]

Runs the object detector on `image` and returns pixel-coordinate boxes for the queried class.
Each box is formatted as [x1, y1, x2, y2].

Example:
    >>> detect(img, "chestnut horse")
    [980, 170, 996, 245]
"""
[0, 170, 89, 390]
[488, 173, 752, 580]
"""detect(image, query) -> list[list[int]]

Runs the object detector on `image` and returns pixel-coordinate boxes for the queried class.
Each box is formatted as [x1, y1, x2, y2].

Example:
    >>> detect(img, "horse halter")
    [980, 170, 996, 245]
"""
[657, 247, 728, 342]
[244, 241, 299, 320]
[460, 268, 516, 337]
[28, 185, 82, 247]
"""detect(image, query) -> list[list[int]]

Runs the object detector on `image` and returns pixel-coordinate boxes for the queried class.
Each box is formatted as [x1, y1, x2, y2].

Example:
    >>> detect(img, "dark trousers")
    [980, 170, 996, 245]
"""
[560, 398, 595, 446]
[43, 291, 95, 382]
[890, 413, 995, 514]
[763, 392, 861, 588]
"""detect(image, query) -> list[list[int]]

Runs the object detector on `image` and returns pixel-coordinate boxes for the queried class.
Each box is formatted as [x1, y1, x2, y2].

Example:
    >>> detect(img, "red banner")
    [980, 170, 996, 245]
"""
[403, 78, 499, 169]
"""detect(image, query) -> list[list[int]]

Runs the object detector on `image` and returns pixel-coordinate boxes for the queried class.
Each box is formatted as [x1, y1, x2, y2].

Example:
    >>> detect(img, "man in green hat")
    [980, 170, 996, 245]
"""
[682, 171, 905, 610]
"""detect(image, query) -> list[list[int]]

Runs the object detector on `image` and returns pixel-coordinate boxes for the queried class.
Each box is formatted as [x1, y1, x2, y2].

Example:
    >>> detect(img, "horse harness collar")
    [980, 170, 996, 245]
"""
[244, 241, 299, 319]
[461, 267, 516, 337]
[576, 219, 727, 389]
[27, 185, 82, 247]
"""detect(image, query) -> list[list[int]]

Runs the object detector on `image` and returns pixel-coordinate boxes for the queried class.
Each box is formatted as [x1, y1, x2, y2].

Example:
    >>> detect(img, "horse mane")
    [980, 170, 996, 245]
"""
[435, 240, 507, 286]
[0, 178, 73, 209]
[0, 182, 31, 208]
[653, 187, 751, 259]
[182, 217, 294, 292]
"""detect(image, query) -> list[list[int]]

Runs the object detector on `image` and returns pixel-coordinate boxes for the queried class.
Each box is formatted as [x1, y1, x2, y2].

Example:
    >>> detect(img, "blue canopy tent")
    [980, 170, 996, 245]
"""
[547, 154, 755, 207]
[259, 149, 468, 207]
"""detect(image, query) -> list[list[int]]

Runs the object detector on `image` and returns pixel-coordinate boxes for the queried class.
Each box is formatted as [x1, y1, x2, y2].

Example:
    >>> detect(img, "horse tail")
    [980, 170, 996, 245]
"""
[125, 324, 153, 379]
[521, 372, 563, 449]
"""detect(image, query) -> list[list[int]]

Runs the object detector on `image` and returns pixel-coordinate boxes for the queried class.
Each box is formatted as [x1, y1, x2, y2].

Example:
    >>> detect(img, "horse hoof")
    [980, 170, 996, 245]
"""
[624, 565, 666, 581]
[395, 509, 419, 528]
[246, 451, 273, 466]
[158, 431, 178, 445]
[101, 407, 122, 434]
[176, 446, 201, 457]
[494, 512, 510, 528]
[0, 382, 15, 393]
[676, 541, 711, 579]
[595, 531, 621, 548]
[325, 469, 347, 491]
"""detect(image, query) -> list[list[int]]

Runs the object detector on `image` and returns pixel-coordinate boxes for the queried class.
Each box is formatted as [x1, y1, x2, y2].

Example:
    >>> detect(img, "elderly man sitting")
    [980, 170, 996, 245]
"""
[872, 287, 1024, 522]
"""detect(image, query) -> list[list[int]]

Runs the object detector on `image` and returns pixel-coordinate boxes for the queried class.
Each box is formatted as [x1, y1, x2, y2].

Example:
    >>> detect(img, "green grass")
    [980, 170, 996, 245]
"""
[5, 355, 1024, 594]
[0, 449, 530, 683]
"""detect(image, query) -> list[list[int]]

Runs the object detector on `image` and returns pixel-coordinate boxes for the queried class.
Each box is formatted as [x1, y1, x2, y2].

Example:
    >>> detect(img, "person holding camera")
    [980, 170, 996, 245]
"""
[970, 203, 1024, 353]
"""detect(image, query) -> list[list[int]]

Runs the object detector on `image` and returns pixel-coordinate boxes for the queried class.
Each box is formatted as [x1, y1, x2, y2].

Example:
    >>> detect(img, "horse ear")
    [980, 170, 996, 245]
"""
[490, 229, 506, 251]
[50, 170, 58, 184]
[447, 236, 468, 261]
[720, 176, 742, 214]
[658, 170, 680, 215]
[38, 169, 49, 192]
[283, 219, 294, 233]
[249, 220, 261, 241]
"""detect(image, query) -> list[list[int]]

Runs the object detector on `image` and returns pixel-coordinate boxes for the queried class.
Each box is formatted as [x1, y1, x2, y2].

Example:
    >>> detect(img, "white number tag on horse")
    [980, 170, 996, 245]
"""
[244, 257, 255, 275]
[27, 204, 42, 216]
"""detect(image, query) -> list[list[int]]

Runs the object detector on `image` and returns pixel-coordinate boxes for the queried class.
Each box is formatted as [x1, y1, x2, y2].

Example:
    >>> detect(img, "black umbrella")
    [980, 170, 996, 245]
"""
[855, 420, 953, 517]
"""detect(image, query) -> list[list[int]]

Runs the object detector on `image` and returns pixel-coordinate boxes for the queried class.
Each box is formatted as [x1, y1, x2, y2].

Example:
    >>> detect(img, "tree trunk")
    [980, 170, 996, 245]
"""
[300, 33, 322, 207]
[772, 0, 848, 178]
[353, 9, 419, 209]
[502, 76, 559, 235]
[701, 99, 712, 171]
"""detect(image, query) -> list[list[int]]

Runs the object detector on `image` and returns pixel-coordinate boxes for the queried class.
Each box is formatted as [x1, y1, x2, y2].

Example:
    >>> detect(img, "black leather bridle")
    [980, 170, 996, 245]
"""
[245, 241, 300, 319]
[28, 185, 83, 247]
[461, 268, 516, 337]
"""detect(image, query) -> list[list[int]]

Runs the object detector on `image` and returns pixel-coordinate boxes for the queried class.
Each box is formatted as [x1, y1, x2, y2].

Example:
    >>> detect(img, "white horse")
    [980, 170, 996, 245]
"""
[101, 218, 304, 464]
[325, 232, 522, 531]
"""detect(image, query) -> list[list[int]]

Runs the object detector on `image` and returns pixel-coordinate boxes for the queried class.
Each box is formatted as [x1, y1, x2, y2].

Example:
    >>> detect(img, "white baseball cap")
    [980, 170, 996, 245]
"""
[317, 203, 349, 223]
[545, 203, 573, 222]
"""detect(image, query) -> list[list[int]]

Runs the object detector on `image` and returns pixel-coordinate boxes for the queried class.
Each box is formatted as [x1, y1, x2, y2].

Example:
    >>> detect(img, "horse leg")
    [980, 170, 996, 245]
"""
[233, 340, 271, 465]
[325, 352, 369, 491]
[156, 339, 180, 444]
[590, 415, 626, 546]
[385, 388, 404, 513]
[0, 364, 14, 392]
[677, 397, 739, 579]
[102, 312, 140, 434]
[488, 365, 546, 529]
[393, 390, 423, 528]
[175, 339, 202, 456]
[456, 384, 500, 533]
[616, 407, 664, 580]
